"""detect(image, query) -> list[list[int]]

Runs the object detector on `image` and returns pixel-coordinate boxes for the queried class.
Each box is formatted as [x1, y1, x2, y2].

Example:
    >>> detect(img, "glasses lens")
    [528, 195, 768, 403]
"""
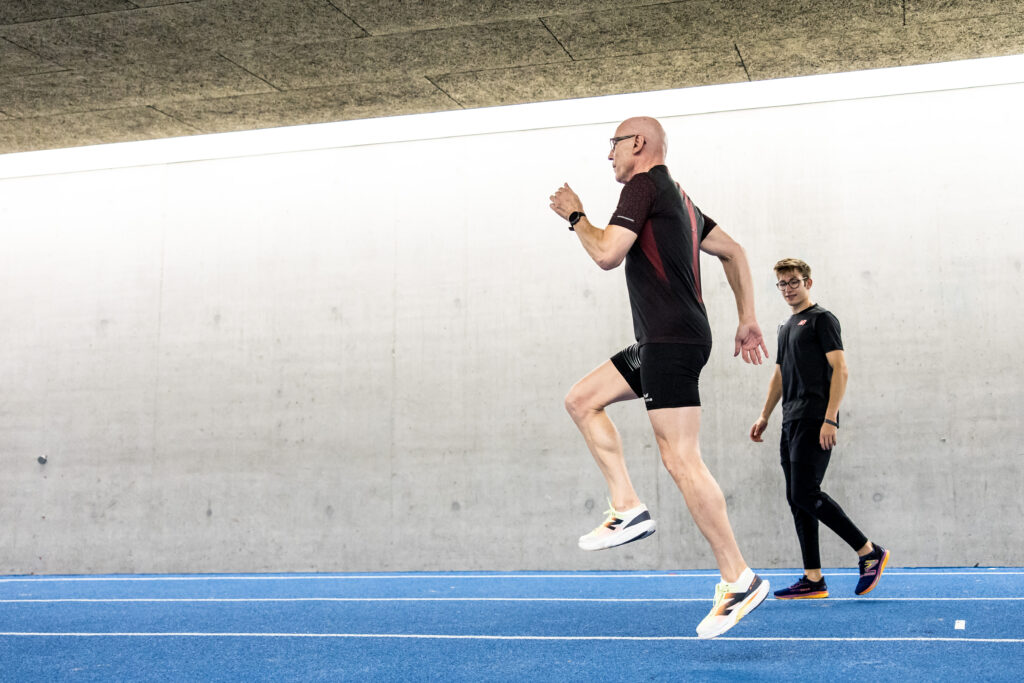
[609, 134, 634, 151]
[776, 279, 803, 289]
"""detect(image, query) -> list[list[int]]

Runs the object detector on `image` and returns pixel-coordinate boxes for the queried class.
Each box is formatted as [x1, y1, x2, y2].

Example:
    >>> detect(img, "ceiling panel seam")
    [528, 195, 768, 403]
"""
[0, 7, 137, 28]
[423, 76, 466, 109]
[147, 105, 203, 133]
[216, 53, 284, 92]
[432, 47, 723, 80]
[324, 0, 371, 37]
[538, 17, 575, 61]
[733, 43, 751, 81]
[0, 34, 64, 67]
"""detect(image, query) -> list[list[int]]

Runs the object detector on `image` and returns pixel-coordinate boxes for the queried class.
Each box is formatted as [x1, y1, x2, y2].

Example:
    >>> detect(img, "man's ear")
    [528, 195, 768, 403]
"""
[805, 277, 813, 290]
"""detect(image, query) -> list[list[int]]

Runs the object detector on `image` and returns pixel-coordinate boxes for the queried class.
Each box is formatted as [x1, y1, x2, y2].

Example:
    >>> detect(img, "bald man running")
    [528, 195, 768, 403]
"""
[549, 116, 770, 639]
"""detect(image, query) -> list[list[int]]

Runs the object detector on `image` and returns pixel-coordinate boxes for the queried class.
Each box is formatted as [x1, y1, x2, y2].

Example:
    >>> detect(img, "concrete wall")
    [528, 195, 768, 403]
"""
[1, 79, 1021, 574]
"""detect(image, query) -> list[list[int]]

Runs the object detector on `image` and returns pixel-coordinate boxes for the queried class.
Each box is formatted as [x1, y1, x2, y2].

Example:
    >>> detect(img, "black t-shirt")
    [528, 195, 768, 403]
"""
[776, 303, 843, 423]
[608, 165, 716, 346]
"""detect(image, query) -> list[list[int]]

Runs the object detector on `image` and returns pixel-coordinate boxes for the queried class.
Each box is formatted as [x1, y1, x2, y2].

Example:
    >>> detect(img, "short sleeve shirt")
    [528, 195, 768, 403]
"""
[776, 303, 843, 423]
[608, 165, 716, 346]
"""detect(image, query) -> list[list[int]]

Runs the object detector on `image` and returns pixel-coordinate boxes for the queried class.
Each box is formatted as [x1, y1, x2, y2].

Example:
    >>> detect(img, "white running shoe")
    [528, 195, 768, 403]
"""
[577, 502, 656, 551]
[695, 572, 770, 639]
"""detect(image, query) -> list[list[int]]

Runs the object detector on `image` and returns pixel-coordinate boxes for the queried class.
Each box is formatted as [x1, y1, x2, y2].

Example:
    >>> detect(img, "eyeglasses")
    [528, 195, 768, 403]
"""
[776, 277, 807, 290]
[609, 134, 637, 151]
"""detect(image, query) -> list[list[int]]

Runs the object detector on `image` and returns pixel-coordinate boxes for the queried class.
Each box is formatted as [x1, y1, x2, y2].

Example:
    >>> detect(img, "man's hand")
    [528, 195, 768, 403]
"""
[549, 183, 583, 220]
[750, 417, 768, 443]
[734, 320, 769, 364]
[819, 423, 838, 450]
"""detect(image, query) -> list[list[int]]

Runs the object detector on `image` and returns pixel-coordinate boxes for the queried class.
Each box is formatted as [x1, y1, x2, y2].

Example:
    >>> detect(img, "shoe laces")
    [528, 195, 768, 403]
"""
[582, 500, 621, 536]
[600, 499, 620, 525]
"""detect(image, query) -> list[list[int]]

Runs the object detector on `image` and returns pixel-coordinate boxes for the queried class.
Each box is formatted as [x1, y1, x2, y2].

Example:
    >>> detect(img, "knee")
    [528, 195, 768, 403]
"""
[564, 384, 594, 423]
[661, 453, 684, 481]
[790, 489, 822, 514]
[659, 445, 700, 481]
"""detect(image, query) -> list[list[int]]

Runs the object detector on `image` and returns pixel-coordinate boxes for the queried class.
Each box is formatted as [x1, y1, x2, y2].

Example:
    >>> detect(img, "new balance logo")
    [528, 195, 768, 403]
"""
[719, 595, 741, 614]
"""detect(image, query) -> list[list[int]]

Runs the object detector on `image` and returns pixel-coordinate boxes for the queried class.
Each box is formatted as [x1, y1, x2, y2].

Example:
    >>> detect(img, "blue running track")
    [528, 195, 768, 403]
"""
[1, 568, 1022, 681]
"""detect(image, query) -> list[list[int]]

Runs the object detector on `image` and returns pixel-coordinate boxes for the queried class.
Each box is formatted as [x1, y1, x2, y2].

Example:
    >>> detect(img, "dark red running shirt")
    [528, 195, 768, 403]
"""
[608, 165, 716, 346]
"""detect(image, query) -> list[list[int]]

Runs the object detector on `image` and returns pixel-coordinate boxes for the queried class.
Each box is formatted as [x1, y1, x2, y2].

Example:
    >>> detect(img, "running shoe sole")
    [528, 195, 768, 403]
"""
[855, 548, 890, 595]
[774, 590, 828, 600]
[696, 575, 770, 640]
[577, 519, 656, 551]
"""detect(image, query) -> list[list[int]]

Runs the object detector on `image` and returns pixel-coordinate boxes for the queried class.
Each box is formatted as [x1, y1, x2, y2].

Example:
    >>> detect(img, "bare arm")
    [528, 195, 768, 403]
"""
[549, 183, 637, 270]
[571, 218, 638, 270]
[819, 349, 849, 449]
[750, 364, 783, 442]
[699, 226, 769, 364]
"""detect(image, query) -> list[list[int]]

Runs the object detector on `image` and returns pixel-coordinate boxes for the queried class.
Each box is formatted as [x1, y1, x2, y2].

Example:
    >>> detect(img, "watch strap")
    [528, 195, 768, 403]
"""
[568, 211, 585, 231]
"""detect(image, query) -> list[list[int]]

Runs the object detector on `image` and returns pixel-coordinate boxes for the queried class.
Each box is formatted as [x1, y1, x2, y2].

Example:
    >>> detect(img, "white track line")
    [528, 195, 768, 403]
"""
[0, 632, 1022, 643]
[2, 597, 1023, 604]
[2, 571, 1022, 583]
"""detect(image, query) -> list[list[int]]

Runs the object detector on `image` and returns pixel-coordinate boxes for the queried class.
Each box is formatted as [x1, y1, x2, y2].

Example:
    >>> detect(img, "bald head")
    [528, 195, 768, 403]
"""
[618, 116, 667, 159]
[609, 116, 668, 183]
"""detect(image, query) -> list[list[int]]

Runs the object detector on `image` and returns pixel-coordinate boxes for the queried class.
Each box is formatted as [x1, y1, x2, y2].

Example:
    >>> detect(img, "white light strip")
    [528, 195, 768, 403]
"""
[1, 54, 1023, 180]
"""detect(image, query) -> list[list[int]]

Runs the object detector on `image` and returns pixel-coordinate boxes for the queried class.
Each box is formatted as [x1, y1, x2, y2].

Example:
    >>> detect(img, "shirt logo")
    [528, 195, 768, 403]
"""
[798, 319, 808, 326]
[643, 393, 653, 403]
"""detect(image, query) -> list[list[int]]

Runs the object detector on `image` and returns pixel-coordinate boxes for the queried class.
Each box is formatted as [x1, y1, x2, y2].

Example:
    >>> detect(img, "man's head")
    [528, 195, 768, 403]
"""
[773, 257, 813, 309]
[608, 116, 668, 183]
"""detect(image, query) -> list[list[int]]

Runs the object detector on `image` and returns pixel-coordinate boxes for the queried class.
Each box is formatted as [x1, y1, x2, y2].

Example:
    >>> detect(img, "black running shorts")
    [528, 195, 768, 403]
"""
[610, 342, 711, 410]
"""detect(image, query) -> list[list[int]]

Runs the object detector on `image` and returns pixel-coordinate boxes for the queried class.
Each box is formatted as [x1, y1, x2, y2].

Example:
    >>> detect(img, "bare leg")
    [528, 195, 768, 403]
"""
[647, 406, 747, 583]
[565, 360, 642, 511]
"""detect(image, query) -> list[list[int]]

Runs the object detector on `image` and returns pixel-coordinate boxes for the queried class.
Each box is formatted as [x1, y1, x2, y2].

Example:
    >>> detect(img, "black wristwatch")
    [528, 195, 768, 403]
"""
[568, 211, 585, 231]
[824, 418, 839, 428]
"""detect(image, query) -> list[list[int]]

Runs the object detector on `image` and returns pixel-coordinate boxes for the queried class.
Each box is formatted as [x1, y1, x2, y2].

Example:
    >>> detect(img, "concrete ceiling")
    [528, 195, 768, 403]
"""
[1, 1, 1022, 155]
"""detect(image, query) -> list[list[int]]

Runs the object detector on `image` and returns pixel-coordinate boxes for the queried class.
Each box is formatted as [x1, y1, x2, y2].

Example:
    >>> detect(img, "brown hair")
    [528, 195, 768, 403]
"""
[773, 258, 811, 279]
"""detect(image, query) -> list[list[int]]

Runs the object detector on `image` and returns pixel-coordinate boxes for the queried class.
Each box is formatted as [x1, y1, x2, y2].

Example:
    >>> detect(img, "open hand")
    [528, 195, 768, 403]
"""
[734, 320, 769, 364]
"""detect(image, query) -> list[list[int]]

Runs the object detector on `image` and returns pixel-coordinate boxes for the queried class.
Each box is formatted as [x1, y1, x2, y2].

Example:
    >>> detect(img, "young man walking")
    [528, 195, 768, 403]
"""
[549, 116, 771, 638]
[750, 258, 889, 598]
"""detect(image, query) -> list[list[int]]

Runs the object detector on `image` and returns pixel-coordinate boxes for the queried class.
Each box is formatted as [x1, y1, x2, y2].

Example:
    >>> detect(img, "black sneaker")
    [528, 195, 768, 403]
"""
[773, 575, 829, 599]
[855, 544, 890, 595]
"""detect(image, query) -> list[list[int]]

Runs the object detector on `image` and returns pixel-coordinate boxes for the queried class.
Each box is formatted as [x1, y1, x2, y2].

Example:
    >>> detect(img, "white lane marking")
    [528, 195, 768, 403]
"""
[2, 571, 1023, 583]
[2, 597, 1023, 604]
[956, 620, 966, 629]
[0, 574, 717, 582]
[0, 632, 1022, 643]
[1, 597, 708, 604]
